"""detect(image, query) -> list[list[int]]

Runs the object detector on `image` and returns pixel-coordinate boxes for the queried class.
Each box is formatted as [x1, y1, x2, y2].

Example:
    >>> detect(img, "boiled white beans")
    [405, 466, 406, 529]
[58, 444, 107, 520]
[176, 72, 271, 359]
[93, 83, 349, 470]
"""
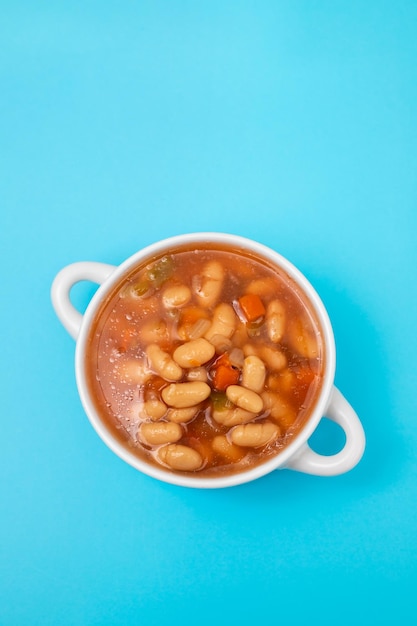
[242, 355, 266, 393]
[230, 422, 280, 448]
[116, 358, 151, 384]
[158, 444, 203, 471]
[162, 284, 192, 309]
[212, 406, 256, 427]
[194, 261, 224, 308]
[138, 319, 169, 344]
[161, 381, 211, 408]
[173, 338, 215, 368]
[246, 277, 277, 296]
[226, 385, 263, 414]
[205, 303, 236, 341]
[167, 406, 199, 423]
[186, 367, 208, 382]
[212, 435, 244, 462]
[138, 421, 182, 446]
[266, 300, 285, 343]
[260, 346, 287, 371]
[261, 391, 297, 428]
[140, 398, 167, 421]
[287, 318, 320, 359]
[146, 344, 183, 381]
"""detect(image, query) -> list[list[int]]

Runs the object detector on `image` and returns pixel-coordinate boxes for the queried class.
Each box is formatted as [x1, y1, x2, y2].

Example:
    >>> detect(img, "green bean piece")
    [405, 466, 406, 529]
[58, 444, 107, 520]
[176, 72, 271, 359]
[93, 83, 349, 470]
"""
[147, 255, 174, 287]
[211, 392, 233, 412]
[130, 280, 151, 298]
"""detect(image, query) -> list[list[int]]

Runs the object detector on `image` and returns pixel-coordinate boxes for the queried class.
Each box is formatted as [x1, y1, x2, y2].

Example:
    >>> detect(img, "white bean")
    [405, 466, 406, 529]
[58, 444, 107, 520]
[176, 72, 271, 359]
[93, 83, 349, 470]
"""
[230, 422, 280, 447]
[266, 299, 285, 343]
[161, 381, 211, 408]
[287, 317, 320, 359]
[226, 385, 263, 413]
[212, 407, 256, 427]
[138, 319, 169, 344]
[205, 303, 236, 342]
[242, 355, 266, 393]
[212, 435, 244, 462]
[146, 344, 183, 381]
[140, 398, 167, 421]
[260, 346, 287, 371]
[162, 284, 192, 309]
[242, 343, 257, 357]
[261, 391, 297, 428]
[194, 261, 224, 308]
[173, 338, 215, 368]
[186, 367, 208, 382]
[157, 444, 203, 471]
[247, 278, 278, 296]
[138, 421, 182, 446]
[167, 406, 199, 423]
[116, 358, 151, 384]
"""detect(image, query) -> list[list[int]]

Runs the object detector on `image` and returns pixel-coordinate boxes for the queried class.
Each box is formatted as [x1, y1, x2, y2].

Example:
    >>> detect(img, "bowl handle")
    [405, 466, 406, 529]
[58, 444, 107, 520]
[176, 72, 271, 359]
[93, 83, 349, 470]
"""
[284, 386, 365, 476]
[51, 262, 116, 340]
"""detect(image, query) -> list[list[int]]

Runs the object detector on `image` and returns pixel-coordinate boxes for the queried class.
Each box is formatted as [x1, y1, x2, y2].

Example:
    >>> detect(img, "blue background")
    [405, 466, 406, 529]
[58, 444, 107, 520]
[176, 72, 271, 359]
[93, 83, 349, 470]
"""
[1, 1, 416, 624]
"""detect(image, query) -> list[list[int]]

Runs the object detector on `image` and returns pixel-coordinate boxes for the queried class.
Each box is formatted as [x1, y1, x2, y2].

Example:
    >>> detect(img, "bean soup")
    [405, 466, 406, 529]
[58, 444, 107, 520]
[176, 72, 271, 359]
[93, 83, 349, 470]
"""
[85, 243, 325, 477]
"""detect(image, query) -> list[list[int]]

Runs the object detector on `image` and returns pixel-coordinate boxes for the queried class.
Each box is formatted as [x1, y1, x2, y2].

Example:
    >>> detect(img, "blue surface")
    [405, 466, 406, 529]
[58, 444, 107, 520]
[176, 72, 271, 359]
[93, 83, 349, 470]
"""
[1, 2, 416, 624]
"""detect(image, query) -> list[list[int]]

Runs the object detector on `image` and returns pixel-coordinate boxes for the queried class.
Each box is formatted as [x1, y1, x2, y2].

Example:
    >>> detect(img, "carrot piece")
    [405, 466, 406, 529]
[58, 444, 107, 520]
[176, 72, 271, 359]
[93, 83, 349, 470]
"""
[295, 366, 317, 387]
[211, 353, 240, 391]
[180, 306, 208, 326]
[215, 353, 230, 366]
[213, 365, 240, 391]
[238, 294, 266, 322]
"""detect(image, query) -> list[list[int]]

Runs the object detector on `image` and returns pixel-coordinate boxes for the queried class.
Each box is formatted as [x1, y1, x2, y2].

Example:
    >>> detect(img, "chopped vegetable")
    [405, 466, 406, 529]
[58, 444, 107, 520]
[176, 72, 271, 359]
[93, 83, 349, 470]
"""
[238, 293, 266, 322]
[213, 364, 240, 391]
[146, 256, 174, 287]
[188, 318, 211, 340]
[210, 391, 234, 412]
[180, 306, 208, 326]
[211, 353, 240, 391]
[246, 318, 264, 338]
[130, 280, 151, 297]
[178, 307, 210, 340]
[228, 347, 244, 369]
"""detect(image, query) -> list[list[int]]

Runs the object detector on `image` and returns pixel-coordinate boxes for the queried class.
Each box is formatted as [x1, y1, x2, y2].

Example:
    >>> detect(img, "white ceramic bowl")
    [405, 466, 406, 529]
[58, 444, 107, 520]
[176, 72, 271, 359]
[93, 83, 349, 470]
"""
[51, 233, 365, 488]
